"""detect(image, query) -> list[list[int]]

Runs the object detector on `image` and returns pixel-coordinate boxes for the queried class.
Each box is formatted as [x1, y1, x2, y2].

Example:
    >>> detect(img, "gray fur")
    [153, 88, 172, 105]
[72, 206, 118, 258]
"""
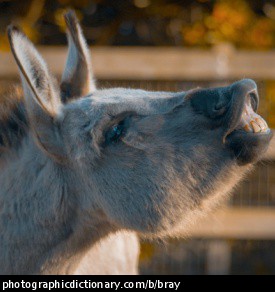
[0, 12, 271, 274]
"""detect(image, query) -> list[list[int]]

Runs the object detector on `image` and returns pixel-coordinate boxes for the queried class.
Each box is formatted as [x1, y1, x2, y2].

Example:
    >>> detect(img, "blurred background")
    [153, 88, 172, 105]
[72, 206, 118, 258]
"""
[1, 0, 275, 49]
[1, 0, 275, 274]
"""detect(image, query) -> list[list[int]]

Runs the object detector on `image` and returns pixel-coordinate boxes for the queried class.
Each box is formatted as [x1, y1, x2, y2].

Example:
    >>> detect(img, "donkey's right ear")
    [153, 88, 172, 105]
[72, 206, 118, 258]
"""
[61, 10, 96, 102]
[7, 25, 61, 116]
[7, 26, 65, 162]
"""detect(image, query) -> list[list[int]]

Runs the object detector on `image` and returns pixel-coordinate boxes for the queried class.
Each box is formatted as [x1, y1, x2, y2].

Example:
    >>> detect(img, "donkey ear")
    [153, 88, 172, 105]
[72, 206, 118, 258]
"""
[7, 26, 61, 116]
[61, 10, 96, 102]
[7, 26, 65, 162]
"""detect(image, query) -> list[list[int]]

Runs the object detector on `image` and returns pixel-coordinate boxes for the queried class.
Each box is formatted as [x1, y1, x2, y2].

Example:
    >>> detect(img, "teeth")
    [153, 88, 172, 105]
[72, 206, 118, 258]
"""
[237, 98, 269, 133]
[260, 118, 268, 130]
[243, 124, 253, 132]
[241, 117, 269, 133]
[250, 121, 261, 133]
[237, 99, 269, 134]
[256, 118, 268, 131]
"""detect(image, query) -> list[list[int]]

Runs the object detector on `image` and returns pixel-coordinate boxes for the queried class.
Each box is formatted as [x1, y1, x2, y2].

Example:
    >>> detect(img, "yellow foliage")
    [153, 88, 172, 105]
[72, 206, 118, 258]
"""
[0, 34, 10, 52]
[183, 0, 275, 49]
[0, 0, 274, 50]
[55, 8, 83, 32]
[212, 0, 251, 29]
[183, 23, 206, 46]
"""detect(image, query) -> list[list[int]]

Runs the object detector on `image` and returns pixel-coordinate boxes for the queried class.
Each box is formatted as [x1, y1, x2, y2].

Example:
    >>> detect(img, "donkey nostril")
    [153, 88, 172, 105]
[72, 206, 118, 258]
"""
[230, 79, 258, 107]
[248, 91, 259, 112]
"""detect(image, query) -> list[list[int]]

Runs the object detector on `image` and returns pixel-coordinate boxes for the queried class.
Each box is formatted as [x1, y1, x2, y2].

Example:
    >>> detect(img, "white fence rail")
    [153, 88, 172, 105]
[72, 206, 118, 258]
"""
[1, 46, 275, 80]
[189, 207, 275, 239]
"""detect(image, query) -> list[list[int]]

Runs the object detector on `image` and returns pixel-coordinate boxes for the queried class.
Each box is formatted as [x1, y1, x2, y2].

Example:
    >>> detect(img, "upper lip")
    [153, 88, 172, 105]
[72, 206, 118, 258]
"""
[222, 81, 269, 142]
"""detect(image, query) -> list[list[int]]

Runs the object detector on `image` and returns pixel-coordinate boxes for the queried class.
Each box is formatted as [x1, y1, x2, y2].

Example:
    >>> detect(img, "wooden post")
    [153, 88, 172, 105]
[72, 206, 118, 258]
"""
[206, 241, 231, 275]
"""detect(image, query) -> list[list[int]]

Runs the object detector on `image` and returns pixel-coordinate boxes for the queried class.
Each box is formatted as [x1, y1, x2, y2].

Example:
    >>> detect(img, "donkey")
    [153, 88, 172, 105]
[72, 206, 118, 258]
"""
[0, 10, 272, 274]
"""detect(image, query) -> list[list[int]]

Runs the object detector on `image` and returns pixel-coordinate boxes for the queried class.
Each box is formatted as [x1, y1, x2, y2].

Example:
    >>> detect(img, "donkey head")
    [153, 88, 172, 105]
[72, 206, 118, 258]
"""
[8, 11, 272, 238]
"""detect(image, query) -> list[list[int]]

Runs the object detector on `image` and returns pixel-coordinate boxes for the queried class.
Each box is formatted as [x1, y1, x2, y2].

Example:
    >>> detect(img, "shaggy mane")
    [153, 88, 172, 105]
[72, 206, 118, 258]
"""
[0, 84, 28, 153]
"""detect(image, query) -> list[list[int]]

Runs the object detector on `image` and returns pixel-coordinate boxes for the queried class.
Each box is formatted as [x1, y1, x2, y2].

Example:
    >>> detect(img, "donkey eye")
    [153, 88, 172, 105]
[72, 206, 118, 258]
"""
[106, 120, 125, 143]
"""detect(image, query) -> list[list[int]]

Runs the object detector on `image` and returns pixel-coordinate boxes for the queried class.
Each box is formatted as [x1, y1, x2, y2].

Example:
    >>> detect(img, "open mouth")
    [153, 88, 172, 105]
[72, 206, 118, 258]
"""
[234, 92, 269, 134]
[223, 79, 272, 164]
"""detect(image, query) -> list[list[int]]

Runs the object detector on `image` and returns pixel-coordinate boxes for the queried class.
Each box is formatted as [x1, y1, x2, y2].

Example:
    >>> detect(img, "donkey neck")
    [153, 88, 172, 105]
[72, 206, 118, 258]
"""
[0, 137, 114, 274]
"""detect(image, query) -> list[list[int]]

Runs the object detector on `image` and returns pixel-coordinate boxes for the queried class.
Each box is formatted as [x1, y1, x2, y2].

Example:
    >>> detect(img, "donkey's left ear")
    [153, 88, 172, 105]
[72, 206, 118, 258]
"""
[61, 10, 96, 102]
